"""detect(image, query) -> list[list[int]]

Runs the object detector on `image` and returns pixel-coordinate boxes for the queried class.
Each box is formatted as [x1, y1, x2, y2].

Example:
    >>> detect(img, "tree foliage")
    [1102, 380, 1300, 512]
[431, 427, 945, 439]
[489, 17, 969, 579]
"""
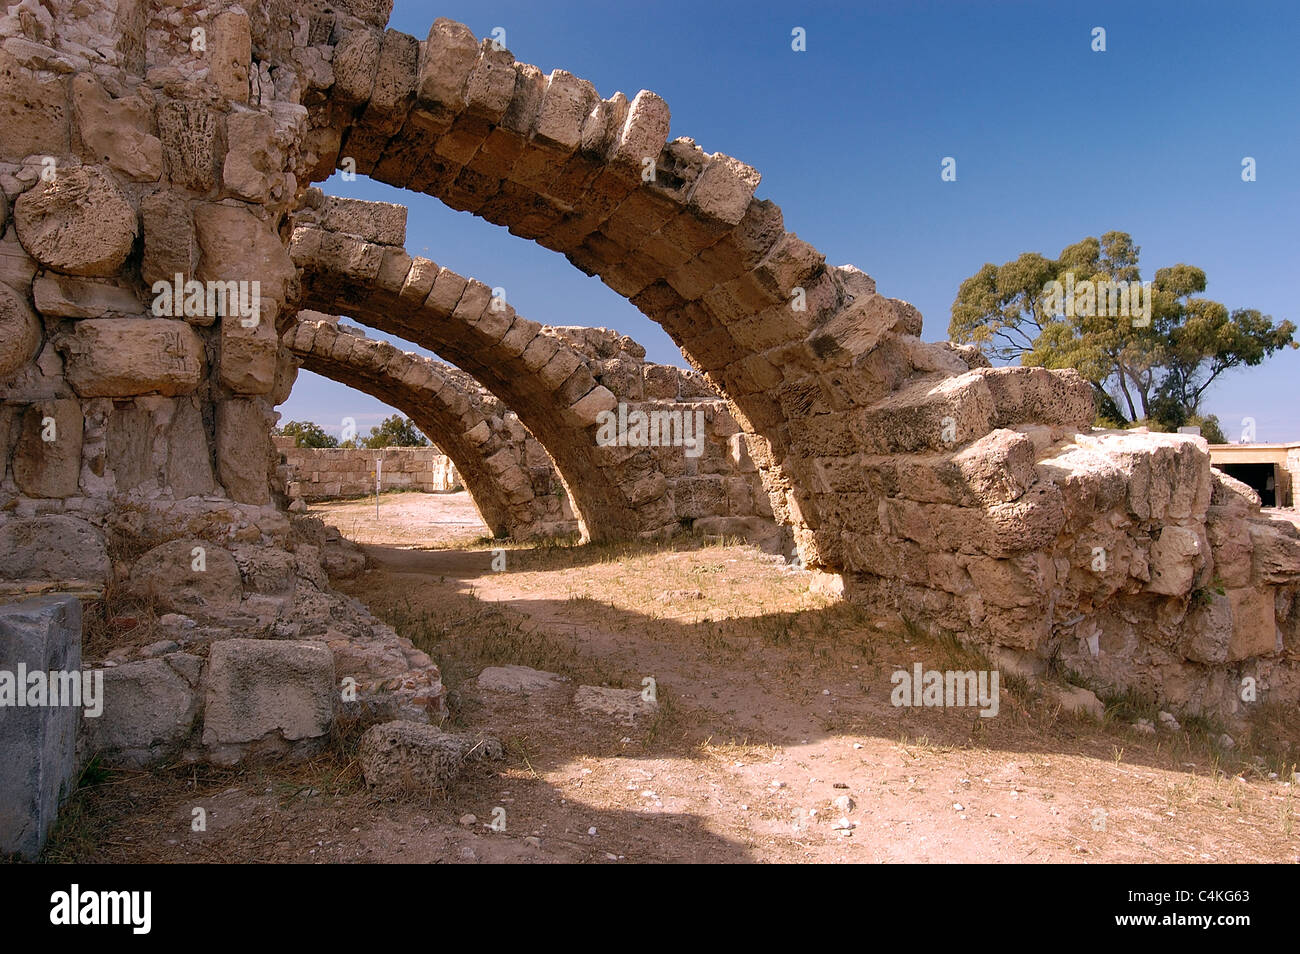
[949, 231, 1295, 431]
[360, 415, 430, 449]
[278, 420, 337, 448]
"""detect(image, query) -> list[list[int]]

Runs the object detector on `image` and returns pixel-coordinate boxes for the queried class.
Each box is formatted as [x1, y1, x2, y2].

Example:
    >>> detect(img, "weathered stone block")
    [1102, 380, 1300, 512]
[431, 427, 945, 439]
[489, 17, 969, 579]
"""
[14, 166, 137, 277]
[0, 49, 69, 159]
[128, 539, 242, 619]
[1147, 525, 1205, 596]
[166, 396, 215, 497]
[0, 281, 42, 377]
[139, 190, 196, 287]
[0, 515, 109, 584]
[32, 273, 141, 318]
[202, 639, 335, 764]
[158, 100, 219, 192]
[71, 73, 162, 181]
[332, 27, 382, 108]
[1226, 587, 1278, 660]
[210, 10, 252, 104]
[221, 109, 279, 200]
[12, 399, 82, 498]
[216, 399, 270, 504]
[219, 312, 278, 395]
[319, 196, 407, 246]
[358, 720, 502, 794]
[417, 18, 480, 117]
[0, 596, 82, 860]
[84, 655, 200, 767]
[194, 202, 297, 304]
[59, 319, 204, 398]
[688, 153, 761, 225]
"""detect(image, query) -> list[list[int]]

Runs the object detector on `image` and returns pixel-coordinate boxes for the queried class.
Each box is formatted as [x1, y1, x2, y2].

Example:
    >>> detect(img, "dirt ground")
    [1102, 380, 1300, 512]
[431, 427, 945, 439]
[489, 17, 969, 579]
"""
[44, 492, 1300, 864]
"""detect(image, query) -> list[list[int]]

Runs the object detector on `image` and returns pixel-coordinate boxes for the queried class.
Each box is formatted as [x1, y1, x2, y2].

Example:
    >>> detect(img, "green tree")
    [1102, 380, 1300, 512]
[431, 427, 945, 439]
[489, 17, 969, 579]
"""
[949, 232, 1295, 430]
[361, 415, 430, 449]
[278, 420, 338, 448]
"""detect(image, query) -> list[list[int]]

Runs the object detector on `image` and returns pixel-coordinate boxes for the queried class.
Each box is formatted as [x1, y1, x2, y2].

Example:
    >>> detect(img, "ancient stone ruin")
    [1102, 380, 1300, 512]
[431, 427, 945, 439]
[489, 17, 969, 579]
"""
[1, 0, 1298, 856]
[284, 295, 778, 546]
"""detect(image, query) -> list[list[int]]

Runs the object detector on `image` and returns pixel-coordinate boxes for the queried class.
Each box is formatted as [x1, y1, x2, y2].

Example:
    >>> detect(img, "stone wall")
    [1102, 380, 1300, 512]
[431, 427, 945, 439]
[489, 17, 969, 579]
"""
[0, 0, 449, 775]
[279, 440, 462, 499]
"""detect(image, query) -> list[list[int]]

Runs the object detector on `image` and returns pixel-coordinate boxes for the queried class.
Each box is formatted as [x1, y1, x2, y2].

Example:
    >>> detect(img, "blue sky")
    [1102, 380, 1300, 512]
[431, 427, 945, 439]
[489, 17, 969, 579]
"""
[281, 0, 1300, 442]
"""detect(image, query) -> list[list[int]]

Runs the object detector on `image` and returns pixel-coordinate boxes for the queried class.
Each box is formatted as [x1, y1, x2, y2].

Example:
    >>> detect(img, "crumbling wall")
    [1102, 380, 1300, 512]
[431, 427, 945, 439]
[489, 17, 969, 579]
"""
[0, 0, 447, 770]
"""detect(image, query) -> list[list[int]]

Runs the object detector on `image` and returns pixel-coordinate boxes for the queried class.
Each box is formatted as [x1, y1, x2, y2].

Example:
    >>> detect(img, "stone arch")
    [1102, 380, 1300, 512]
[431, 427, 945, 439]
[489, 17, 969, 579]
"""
[292, 221, 645, 542]
[283, 312, 573, 540]
[298, 20, 1096, 563]
[298, 17, 1024, 558]
[290, 218, 779, 546]
[279, 11, 1300, 722]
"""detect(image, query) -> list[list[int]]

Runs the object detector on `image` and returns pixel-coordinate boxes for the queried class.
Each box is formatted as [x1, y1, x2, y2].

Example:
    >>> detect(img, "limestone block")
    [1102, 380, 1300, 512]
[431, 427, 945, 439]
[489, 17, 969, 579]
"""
[13, 166, 137, 277]
[1181, 591, 1233, 663]
[476, 665, 566, 694]
[537, 347, 582, 391]
[158, 100, 219, 192]
[12, 398, 82, 498]
[980, 366, 1095, 430]
[688, 153, 761, 225]
[70, 73, 161, 181]
[216, 399, 271, 504]
[319, 196, 407, 246]
[361, 28, 419, 132]
[165, 396, 215, 497]
[0, 280, 41, 377]
[202, 639, 334, 763]
[210, 10, 252, 104]
[337, 0, 393, 27]
[84, 655, 200, 767]
[106, 401, 156, 491]
[857, 372, 995, 454]
[611, 89, 670, 168]
[139, 189, 196, 287]
[416, 18, 480, 117]
[0, 48, 69, 159]
[1146, 525, 1205, 596]
[574, 685, 657, 726]
[1248, 518, 1300, 584]
[220, 312, 278, 395]
[128, 539, 242, 618]
[534, 70, 597, 152]
[1226, 587, 1278, 660]
[0, 514, 109, 583]
[0, 596, 81, 860]
[221, 109, 279, 200]
[32, 272, 141, 318]
[358, 720, 503, 794]
[194, 202, 297, 304]
[331, 27, 382, 108]
[60, 318, 204, 397]
[465, 40, 516, 121]
[570, 384, 616, 427]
